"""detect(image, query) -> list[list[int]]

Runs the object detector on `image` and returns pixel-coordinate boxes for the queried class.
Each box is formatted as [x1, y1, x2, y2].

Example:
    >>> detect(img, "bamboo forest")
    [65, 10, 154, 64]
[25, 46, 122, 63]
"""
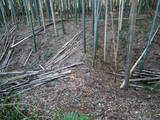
[0, 0, 160, 120]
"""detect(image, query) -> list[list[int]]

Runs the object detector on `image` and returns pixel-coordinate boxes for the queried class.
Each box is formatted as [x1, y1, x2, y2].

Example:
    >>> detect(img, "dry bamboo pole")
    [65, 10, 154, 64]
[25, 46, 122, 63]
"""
[23, 49, 33, 66]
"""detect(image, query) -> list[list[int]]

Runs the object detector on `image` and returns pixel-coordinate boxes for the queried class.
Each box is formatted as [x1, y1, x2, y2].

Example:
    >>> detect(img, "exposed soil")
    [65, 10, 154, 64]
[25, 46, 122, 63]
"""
[2, 16, 160, 120]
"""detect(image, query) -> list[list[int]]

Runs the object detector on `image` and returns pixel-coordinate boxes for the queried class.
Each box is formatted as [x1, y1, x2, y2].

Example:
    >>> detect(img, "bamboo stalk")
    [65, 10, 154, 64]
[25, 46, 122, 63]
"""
[0, 1, 8, 32]
[49, 0, 58, 35]
[130, 26, 160, 74]
[104, 0, 109, 62]
[39, 0, 46, 33]
[82, 0, 86, 53]
[120, 0, 138, 89]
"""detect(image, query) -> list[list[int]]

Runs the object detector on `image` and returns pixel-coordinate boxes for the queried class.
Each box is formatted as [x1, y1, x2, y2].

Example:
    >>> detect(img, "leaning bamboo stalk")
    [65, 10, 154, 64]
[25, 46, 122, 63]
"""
[11, 22, 54, 48]
[139, 0, 160, 69]
[49, 0, 58, 35]
[130, 26, 159, 74]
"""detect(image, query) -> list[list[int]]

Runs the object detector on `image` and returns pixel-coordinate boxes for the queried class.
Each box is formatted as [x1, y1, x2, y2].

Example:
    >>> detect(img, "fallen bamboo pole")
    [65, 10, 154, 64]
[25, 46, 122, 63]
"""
[23, 49, 33, 66]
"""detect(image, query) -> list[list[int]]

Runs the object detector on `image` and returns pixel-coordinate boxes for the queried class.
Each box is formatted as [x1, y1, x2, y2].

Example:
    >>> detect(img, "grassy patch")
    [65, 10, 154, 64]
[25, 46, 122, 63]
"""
[53, 111, 92, 120]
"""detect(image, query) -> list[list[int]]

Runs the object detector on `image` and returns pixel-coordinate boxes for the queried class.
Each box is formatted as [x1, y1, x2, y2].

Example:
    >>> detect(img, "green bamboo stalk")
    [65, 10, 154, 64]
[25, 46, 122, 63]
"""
[92, 0, 94, 36]
[0, 1, 8, 32]
[49, 0, 57, 35]
[45, 0, 51, 19]
[27, 0, 37, 52]
[82, 0, 86, 53]
[104, 0, 109, 62]
[34, 0, 41, 25]
[39, 0, 46, 33]
[59, 0, 65, 34]
[75, 0, 78, 24]
[93, 0, 102, 65]
[23, 0, 30, 25]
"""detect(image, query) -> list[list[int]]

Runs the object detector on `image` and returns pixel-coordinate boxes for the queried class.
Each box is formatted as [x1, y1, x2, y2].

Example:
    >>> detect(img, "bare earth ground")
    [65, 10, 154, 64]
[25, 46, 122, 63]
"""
[4, 17, 160, 120]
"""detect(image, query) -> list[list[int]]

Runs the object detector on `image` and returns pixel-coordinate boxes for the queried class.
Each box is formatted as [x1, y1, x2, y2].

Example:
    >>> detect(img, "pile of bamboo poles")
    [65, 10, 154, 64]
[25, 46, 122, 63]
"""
[0, 62, 84, 97]
[0, 26, 16, 72]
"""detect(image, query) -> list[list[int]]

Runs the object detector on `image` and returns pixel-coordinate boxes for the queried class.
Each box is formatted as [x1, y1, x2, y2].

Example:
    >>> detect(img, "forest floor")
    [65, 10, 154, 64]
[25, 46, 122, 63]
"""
[1, 16, 160, 120]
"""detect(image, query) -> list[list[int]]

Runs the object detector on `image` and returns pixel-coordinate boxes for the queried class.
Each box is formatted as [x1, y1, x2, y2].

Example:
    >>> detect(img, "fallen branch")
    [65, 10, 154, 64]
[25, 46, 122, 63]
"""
[11, 22, 53, 48]
[129, 77, 160, 82]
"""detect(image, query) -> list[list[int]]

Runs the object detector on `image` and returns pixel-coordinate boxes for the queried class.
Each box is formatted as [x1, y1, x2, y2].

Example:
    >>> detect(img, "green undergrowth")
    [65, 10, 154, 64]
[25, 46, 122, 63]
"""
[43, 52, 53, 61]
[142, 83, 160, 92]
[53, 111, 92, 120]
[0, 95, 92, 120]
[0, 96, 29, 120]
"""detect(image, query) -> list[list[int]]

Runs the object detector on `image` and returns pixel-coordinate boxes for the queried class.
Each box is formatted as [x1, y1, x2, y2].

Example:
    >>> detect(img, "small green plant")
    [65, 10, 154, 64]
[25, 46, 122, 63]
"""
[142, 83, 160, 92]
[53, 111, 92, 120]
[0, 96, 29, 120]
[43, 52, 53, 61]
